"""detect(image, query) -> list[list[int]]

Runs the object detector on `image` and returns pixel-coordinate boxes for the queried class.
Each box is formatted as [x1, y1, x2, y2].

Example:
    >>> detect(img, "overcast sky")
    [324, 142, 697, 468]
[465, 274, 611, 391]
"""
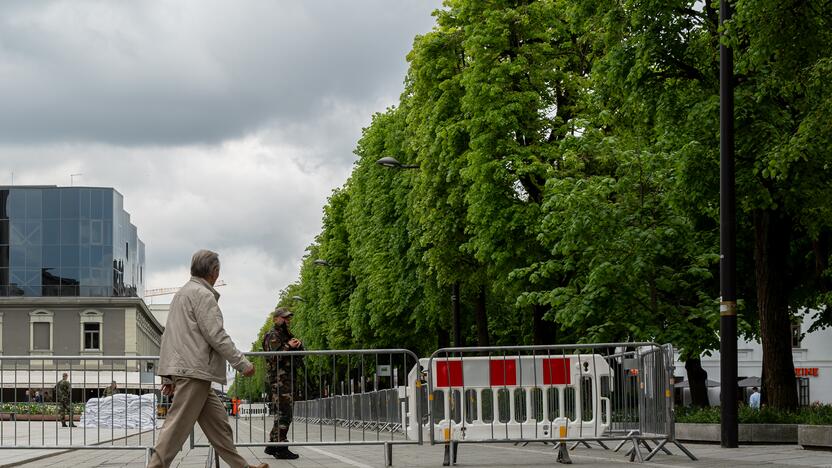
[0, 0, 442, 350]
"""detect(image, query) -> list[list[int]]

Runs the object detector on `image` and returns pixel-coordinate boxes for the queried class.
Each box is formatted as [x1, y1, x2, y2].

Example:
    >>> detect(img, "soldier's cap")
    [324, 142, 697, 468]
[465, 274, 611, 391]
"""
[272, 307, 293, 318]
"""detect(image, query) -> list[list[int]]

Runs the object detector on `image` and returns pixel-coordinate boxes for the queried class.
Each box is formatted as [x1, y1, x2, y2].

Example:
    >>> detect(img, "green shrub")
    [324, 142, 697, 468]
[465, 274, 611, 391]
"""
[0, 402, 85, 415]
[675, 403, 832, 425]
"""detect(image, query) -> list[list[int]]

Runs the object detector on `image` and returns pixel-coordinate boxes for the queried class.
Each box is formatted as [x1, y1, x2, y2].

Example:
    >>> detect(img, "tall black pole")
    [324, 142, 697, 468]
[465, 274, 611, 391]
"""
[451, 282, 462, 347]
[719, 0, 738, 449]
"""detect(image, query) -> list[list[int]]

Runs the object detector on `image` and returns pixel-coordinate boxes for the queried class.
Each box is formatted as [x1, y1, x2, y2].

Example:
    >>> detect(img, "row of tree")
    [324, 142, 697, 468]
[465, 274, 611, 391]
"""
[253, 0, 831, 409]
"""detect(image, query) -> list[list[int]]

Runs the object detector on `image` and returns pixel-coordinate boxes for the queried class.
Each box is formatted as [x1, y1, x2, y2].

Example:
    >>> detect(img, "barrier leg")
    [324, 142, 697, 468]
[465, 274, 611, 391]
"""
[644, 439, 669, 461]
[145, 448, 152, 467]
[205, 447, 215, 468]
[384, 442, 393, 467]
[443, 444, 451, 466]
[672, 440, 698, 461]
[555, 442, 572, 464]
[214, 448, 220, 468]
[614, 430, 636, 452]
[651, 438, 672, 455]
[596, 440, 610, 450]
[451, 441, 458, 465]
[628, 438, 643, 463]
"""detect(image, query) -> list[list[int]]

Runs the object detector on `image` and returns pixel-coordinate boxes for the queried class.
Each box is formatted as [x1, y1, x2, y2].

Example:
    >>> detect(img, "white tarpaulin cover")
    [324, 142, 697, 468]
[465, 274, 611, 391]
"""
[80, 394, 159, 429]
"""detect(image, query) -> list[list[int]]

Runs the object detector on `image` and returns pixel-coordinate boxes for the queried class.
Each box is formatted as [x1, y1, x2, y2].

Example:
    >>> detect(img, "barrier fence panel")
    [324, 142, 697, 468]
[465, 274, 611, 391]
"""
[198, 349, 420, 467]
[0, 355, 163, 465]
[423, 343, 696, 465]
[0, 344, 694, 467]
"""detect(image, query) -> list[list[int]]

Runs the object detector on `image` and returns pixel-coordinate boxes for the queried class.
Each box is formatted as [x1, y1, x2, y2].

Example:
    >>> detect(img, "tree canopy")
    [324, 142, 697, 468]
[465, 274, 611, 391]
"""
[259, 0, 832, 410]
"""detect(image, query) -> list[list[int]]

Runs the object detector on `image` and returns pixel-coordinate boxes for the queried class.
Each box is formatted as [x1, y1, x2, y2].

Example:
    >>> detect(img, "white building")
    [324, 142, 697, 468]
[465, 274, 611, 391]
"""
[674, 323, 832, 406]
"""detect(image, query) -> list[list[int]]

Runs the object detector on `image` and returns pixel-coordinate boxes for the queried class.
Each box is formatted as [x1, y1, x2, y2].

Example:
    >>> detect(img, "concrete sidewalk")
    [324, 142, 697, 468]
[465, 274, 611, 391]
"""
[4, 418, 832, 467]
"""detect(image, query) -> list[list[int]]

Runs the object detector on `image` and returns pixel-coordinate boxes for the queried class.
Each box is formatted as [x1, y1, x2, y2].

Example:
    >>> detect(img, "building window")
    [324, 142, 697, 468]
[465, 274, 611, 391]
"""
[29, 309, 53, 354]
[797, 378, 810, 407]
[791, 323, 802, 348]
[84, 323, 100, 350]
[79, 309, 104, 354]
[0, 311, 4, 353]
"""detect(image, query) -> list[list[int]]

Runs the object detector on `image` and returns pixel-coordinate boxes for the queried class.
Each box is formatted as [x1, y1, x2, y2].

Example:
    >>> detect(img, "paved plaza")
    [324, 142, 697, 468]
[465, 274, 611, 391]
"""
[0, 419, 830, 468]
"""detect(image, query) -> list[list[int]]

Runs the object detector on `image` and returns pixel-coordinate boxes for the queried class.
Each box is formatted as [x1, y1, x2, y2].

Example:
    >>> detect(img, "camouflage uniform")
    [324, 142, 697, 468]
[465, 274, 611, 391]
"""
[263, 324, 302, 443]
[103, 385, 116, 397]
[55, 379, 72, 425]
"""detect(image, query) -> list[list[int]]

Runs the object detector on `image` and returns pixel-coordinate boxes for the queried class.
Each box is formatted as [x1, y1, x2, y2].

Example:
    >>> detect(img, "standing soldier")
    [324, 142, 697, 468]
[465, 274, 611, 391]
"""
[56, 373, 75, 427]
[104, 381, 118, 397]
[263, 307, 303, 460]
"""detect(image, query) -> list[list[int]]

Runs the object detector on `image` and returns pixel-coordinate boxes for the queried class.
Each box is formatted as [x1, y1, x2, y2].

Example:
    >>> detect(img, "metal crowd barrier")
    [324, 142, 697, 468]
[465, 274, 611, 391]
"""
[196, 348, 420, 467]
[422, 343, 696, 464]
[294, 388, 404, 432]
[0, 344, 694, 467]
[0, 355, 163, 465]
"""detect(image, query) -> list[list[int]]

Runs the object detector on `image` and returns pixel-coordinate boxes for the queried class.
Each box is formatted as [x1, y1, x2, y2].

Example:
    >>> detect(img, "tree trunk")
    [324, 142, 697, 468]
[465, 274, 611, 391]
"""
[474, 285, 490, 347]
[754, 209, 798, 409]
[685, 358, 710, 408]
[533, 305, 557, 345]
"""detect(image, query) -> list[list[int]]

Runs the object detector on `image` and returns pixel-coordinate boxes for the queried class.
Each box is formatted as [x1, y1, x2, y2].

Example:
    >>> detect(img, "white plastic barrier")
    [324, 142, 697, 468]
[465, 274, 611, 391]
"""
[80, 393, 159, 429]
[407, 353, 614, 442]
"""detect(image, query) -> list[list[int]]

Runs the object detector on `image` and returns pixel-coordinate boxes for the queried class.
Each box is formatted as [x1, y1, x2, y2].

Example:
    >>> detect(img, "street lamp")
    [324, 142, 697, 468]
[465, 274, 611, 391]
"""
[314, 259, 332, 267]
[376, 155, 462, 348]
[291, 295, 304, 302]
[719, 0, 738, 449]
[375, 156, 419, 169]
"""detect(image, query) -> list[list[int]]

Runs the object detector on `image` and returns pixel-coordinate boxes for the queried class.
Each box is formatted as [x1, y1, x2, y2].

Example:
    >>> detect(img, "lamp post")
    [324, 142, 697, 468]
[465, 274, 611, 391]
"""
[375, 155, 462, 347]
[291, 295, 304, 302]
[719, 0, 738, 449]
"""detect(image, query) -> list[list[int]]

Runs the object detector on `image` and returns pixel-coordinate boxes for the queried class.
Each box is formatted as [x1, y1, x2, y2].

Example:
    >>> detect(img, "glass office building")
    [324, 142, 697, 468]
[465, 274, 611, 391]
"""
[0, 186, 145, 297]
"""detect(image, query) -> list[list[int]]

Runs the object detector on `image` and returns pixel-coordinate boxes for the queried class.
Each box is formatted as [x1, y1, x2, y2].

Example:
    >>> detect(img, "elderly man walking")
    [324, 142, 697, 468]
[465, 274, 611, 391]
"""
[149, 250, 268, 468]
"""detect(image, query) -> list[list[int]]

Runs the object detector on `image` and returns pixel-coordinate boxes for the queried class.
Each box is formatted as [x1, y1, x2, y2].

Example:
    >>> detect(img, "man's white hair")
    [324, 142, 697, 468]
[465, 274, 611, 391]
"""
[191, 249, 220, 278]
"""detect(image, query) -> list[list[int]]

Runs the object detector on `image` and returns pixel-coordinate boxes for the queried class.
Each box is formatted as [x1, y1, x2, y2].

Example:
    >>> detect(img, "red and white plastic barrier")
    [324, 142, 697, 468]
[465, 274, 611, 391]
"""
[405, 354, 613, 442]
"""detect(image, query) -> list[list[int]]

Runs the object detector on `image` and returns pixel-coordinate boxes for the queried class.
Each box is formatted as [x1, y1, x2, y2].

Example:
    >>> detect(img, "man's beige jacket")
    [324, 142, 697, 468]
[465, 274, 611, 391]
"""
[158, 277, 251, 385]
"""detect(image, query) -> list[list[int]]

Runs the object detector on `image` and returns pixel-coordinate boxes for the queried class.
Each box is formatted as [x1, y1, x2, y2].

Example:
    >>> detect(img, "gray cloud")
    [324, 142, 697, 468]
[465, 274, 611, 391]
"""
[0, 0, 438, 147]
[0, 0, 442, 348]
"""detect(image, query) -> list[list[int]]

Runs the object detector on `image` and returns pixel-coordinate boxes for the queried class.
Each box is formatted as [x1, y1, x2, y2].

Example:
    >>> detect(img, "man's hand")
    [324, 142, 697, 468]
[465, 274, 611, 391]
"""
[242, 364, 256, 377]
[161, 384, 175, 396]
[288, 338, 302, 349]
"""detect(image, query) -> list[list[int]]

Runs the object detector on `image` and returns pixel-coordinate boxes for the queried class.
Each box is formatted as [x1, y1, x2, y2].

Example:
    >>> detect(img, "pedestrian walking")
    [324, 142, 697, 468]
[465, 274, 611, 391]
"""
[262, 307, 303, 460]
[148, 249, 268, 468]
[56, 373, 76, 427]
[749, 387, 761, 409]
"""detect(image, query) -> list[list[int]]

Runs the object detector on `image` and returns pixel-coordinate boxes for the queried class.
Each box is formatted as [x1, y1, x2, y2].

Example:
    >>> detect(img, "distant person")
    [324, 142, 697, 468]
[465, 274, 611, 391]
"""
[749, 387, 761, 409]
[104, 381, 118, 397]
[24, 389, 31, 402]
[148, 249, 267, 468]
[263, 306, 303, 460]
[56, 373, 76, 427]
[35, 391, 43, 403]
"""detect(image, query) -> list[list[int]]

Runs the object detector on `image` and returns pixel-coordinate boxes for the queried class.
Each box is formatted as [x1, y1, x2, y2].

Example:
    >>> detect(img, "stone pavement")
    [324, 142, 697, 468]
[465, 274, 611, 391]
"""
[3, 419, 831, 467]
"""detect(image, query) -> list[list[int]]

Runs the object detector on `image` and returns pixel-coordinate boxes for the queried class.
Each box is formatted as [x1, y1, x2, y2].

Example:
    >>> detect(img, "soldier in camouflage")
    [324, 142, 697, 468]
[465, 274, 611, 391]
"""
[55, 373, 76, 427]
[103, 381, 118, 397]
[262, 307, 303, 460]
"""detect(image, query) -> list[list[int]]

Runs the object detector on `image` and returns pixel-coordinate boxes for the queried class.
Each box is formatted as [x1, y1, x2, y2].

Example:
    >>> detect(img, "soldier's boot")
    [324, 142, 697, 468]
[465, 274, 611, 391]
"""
[61, 420, 67, 428]
[69, 421, 77, 427]
[275, 428, 299, 460]
[264, 426, 280, 456]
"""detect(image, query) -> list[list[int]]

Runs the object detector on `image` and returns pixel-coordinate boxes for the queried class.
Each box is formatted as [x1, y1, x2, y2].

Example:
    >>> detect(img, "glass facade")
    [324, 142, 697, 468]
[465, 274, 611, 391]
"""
[0, 186, 145, 298]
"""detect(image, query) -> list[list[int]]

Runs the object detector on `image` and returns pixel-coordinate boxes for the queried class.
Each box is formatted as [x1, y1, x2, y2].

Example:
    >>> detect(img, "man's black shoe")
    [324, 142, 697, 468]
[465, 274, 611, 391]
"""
[275, 447, 299, 460]
[264, 445, 278, 456]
